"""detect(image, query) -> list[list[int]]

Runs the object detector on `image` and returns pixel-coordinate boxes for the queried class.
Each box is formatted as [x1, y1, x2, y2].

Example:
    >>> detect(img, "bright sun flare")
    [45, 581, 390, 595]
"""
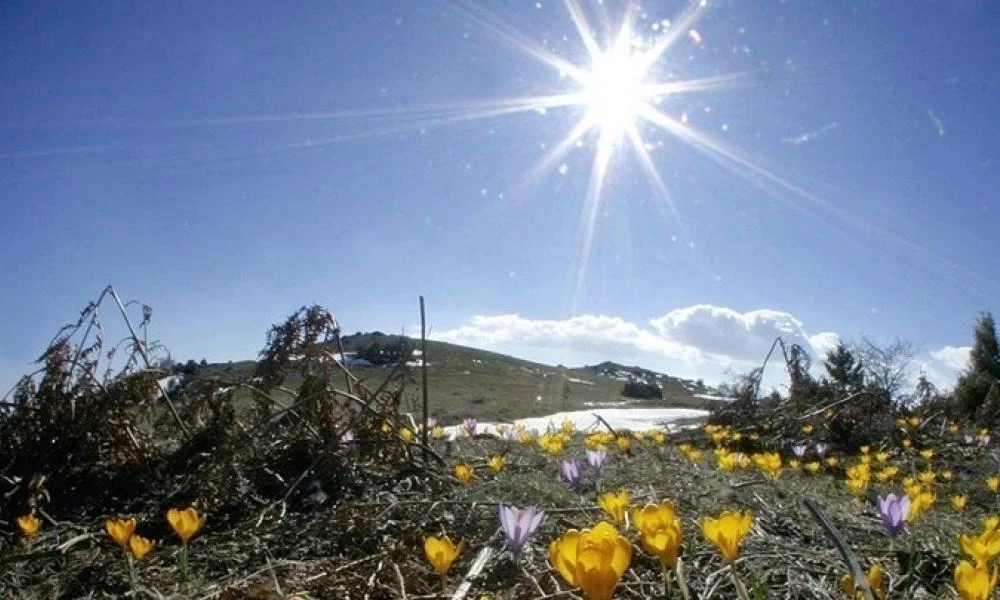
[582, 25, 650, 139]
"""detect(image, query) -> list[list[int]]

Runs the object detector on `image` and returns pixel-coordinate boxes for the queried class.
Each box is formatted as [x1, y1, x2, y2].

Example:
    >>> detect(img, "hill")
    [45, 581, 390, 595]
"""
[178, 334, 720, 424]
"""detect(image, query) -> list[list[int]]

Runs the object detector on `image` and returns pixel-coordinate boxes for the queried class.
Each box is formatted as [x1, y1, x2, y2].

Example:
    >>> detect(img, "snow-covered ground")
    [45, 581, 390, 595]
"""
[442, 407, 708, 438]
[694, 393, 734, 402]
[566, 377, 595, 386]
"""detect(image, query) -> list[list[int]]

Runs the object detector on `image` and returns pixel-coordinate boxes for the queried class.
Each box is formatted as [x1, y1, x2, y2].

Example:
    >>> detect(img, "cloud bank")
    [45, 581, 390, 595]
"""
[434, 304, 967, 390]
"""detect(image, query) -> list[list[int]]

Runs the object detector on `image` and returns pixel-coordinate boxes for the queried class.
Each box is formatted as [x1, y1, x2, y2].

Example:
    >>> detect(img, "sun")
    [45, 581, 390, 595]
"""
[581, 24, 651, 140]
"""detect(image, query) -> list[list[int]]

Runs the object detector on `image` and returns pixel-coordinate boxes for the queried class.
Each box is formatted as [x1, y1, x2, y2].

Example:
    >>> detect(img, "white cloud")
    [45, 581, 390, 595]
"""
[649, 304, 838, 361]
[918, 345, 971, 389]
[434, 305, 840, 386]
[434, 305, 975, 392]
[809, 332, 841, 357]
[930, 345, 971, 372]
[435, 314, 700, 362]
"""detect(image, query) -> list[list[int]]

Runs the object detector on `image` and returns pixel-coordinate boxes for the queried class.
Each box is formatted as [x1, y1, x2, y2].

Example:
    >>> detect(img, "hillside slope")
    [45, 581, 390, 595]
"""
[186, 334, 720, 424]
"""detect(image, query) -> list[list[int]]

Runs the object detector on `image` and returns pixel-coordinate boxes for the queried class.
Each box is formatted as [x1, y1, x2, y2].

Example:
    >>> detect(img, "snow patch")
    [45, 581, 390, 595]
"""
[694, 393, 734, 402]
[443, 407, 708, 438]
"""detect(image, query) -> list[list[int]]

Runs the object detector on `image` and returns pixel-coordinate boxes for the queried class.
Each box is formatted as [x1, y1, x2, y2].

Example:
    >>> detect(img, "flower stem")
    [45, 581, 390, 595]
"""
[661, 563, 673, 597]
[675, 558, 692, 600]
[179, 542, 189, 582]
[731, 563, 752, 600]
[125, 548, 136, 589]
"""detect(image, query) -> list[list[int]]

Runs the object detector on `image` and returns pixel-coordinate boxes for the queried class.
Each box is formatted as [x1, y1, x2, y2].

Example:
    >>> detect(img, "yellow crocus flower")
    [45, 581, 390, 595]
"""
[424, 535, 463, 577]
[955, 559, 998, 600]
[875, 451, 890, 463]
[454, 463, 475, 484]
[17, 513, 41, 538]
[960, 530, 1000, 564]
[488, 455, 506, 473]
[548, 521, 632, 600]
[166, 507, 206, 543]
[399, 427, 415, 442]
[988, 476, 1000, 493]
[840, 564, 887, 600]
[431, 425, 446, 440]
[129, 534, 154, 560]
[802, 424, 814, 435]
[875, 466, 899, 483]
[804, 461, 821, 475]
[105, 517, 137, 549]
[597, 490, 630, 526]
[753, 452, 783, 478]
[919, 448, 934, 460]
[953, 495, 969, 513]
[702, 511, 753, 562]
[631, 501, 683, 567]
[984, 516, 1000, 532]
[846, 477, 868, 496]
[908, 490, 936, 522]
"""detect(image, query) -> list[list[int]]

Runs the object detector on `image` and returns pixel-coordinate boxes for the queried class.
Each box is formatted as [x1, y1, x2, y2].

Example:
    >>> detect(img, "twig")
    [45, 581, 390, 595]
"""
[592, 413, 619, 437]
[421, 296, 430, 464]
[450, 546, 493, 600]
[107, 286, 190, 439]
[797, 391, 878, 421]
[394, 561, 409, 600]
[255, 457, 321, 527]
[332, 388, 445, 466]
[803, 498, 875, 600]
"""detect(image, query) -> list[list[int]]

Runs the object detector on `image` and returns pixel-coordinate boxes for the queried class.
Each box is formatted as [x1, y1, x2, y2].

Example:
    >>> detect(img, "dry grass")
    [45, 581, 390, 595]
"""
[1, 422, 992, 599]
[0, 296, 990, 599]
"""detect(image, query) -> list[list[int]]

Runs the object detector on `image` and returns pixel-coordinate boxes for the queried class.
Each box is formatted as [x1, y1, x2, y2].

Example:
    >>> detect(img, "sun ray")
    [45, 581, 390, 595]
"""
[563, 0, 605, 63]
[625, 124, 682, 226]
[448, 1, 589, 82]
[571, 124, 617, 311]
[507, 116, 597, 207]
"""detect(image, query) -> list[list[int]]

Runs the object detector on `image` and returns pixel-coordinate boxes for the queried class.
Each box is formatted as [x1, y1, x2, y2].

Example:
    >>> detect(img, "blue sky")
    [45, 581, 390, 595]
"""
[1, 0, 997, 394]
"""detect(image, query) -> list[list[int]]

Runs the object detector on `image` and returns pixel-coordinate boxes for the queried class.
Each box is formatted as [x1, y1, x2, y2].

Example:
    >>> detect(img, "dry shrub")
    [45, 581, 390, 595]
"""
[0, 293, 437, 532]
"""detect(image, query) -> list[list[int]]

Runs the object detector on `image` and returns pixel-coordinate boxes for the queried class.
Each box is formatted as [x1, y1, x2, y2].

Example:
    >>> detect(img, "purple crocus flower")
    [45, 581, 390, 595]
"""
[792, 444, 807, 459]
[340, 430, 356, 445]
[877, 493, 910, 538]
[463, 418, 478, 437]
[561, 459, 583, 493]
[586, 448, 607, 472]
[983, 434, 992, 446]
[814, 443, 828, 458]
[499, 504, 545, 556]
